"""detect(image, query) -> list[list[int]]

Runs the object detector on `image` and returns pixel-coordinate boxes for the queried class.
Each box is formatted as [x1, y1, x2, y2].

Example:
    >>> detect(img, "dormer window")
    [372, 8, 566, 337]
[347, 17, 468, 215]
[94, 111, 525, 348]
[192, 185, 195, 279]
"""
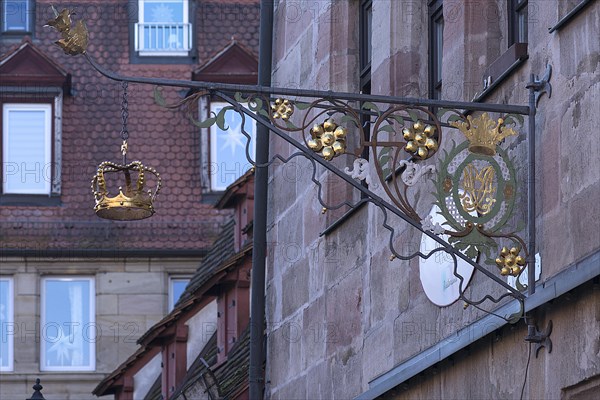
[0, 39, 70, 203]
[135, 0, 192, 56]
[2, 103, 52, 194]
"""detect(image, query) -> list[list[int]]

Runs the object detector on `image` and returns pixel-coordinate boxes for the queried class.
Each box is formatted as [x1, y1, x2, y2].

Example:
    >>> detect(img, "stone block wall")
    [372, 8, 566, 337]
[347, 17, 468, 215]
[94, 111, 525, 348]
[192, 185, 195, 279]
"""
[0, 257, 198, 399]
[266, 1, 599, 399]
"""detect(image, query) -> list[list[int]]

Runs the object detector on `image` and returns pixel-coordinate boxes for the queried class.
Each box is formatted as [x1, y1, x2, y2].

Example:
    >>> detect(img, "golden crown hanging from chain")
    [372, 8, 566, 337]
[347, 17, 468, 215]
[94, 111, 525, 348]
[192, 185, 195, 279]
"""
[91, 161, 161, 220]
[90, 82, 161, 220]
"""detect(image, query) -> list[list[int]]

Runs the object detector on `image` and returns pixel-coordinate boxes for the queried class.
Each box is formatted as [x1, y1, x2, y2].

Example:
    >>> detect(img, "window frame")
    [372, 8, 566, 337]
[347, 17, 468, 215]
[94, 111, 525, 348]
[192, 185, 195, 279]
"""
[321, 0, 373, 234]
[1, 103, 52, 195]
[0, 277, 14, 372]
[359, 0, 372, 93]
[359, 0, 372, 156]
[508, 0, 528, 46]
[428, 0, 444, 100]
[207, 101, 256, 192]
[40, 276, 96, 372]
[134, 0, 192, 57]
[1, 0, 33, 35]
[473, 1, 529, 102]
[0, 94, 63, 201]
[169, 276, 191, 311]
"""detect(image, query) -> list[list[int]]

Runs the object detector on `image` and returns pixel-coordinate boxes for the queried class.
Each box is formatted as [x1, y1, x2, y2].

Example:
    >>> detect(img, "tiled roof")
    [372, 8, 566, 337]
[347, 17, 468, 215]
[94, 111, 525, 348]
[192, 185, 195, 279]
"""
[136, 219, 236, 345]
[215, 325, 251, 399]
[175, 219, 236, 306]
[196, 1, 260, 62]
[215, 169, 255, 209]
[143, 374, 163, 400]
[93, 219, 239, 396]
[174, 326, 250, 400]
[171, 332, 219, 399]
[0, 0, 259, 253]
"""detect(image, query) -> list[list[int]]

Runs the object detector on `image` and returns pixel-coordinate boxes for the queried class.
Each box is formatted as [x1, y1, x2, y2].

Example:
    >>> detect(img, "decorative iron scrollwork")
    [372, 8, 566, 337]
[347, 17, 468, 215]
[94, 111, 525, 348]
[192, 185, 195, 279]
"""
[47, 9, 537, 314]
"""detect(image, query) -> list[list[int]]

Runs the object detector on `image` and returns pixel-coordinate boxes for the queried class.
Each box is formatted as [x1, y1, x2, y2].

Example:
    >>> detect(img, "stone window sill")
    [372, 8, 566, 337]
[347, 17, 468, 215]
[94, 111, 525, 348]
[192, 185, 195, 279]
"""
[472, 43, 528, 103]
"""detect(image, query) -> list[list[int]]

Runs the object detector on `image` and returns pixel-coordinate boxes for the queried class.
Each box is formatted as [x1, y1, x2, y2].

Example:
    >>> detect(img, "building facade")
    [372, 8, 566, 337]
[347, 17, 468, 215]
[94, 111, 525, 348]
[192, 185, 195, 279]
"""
[0, 0, 259, 397]
[265, 1, 599, 399]
[93, 171, 254, 400]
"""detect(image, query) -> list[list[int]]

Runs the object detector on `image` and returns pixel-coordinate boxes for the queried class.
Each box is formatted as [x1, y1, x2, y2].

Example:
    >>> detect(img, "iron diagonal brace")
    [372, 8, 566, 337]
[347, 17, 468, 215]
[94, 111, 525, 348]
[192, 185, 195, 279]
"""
[214, 90, 526, 300]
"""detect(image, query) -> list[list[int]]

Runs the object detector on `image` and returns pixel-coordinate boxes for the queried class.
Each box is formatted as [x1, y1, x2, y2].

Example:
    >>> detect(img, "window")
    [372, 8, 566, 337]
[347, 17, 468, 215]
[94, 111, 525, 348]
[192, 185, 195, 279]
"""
[0, 277, 13, 372]
[41, 277, 95, 371]
[135, 0, 192, 56]
[429, 0, 444, 100]
[359, 0, 372, 95]
[169, 277, 190, 311]
[359, 0, 372, 162]
[1, 0, 31, 33]
[209, 102, 256, 191]
[2, 103, 52, 195]
[508, 0, 528, 46]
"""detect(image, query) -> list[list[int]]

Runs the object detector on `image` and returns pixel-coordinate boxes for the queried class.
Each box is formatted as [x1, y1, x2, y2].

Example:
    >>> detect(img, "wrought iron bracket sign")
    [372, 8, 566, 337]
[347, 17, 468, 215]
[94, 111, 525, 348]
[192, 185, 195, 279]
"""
[47, 9, 554, 324]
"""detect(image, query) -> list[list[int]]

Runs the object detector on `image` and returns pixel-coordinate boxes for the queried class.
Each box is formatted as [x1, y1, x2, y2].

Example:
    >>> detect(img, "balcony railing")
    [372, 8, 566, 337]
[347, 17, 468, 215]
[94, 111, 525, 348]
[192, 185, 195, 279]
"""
[134, 22, 192, 55]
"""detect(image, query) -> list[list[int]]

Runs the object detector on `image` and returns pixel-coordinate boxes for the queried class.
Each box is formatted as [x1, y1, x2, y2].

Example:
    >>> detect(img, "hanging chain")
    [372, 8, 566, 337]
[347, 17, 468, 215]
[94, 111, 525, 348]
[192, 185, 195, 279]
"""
[120, 81, 129, 164]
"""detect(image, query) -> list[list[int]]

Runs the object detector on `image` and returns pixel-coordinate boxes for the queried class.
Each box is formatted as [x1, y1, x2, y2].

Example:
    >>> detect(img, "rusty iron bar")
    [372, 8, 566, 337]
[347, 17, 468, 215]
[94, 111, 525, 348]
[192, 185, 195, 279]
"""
[84, 53, 530, 116]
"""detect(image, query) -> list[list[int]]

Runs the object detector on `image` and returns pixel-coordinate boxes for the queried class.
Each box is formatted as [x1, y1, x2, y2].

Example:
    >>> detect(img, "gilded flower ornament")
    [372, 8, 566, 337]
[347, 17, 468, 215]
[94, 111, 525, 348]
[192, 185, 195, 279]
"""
[403, 121, 438, 160]
[495, 246, 526, 276]
[271, 98, 294, 120]
[307, 118, 346, 160]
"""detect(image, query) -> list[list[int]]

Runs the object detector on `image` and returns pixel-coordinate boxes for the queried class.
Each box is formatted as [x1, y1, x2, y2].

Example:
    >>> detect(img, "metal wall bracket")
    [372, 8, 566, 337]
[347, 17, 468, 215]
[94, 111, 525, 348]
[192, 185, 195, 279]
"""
[526, 64, 552, 108]
[524, 316, 553, 357]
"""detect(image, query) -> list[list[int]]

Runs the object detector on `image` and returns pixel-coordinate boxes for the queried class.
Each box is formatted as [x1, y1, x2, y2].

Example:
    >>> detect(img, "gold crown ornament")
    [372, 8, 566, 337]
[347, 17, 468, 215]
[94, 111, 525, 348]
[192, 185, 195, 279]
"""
[91, 161, 161, 221]
[450, 113, 517, 156]
[88, 80, 161, 221]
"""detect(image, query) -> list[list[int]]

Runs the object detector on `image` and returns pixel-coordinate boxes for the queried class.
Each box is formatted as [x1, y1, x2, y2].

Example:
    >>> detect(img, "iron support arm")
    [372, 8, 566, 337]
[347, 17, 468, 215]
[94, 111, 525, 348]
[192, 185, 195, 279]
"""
[83, 53, 529, 116]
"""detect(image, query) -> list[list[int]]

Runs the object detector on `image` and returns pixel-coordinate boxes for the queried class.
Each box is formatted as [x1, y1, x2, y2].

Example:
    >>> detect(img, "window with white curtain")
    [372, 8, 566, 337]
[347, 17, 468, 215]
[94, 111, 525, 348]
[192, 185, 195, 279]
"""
[0, 277, 14, 372]
[41, 277, 95, 371]
[2, 103, 52, 194]
[135, 0, 191, 56]
[1, 0, 32, 33]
